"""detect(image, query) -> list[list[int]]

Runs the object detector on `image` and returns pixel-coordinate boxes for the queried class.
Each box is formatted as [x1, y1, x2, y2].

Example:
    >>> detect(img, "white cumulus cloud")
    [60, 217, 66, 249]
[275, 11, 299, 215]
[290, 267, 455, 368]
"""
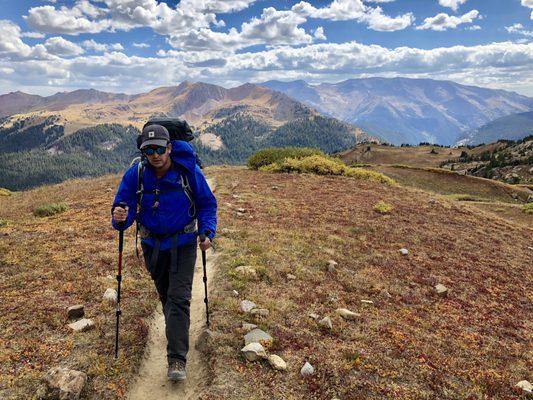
[82, 39, 124, 52]
[292, 0, 414, 31]
[314, 26, 326, 40]
[417, 9, 479, 31]
[506, 23, 533, 37]
[438, 0, 467, 12]
[44, 36, 85, 56]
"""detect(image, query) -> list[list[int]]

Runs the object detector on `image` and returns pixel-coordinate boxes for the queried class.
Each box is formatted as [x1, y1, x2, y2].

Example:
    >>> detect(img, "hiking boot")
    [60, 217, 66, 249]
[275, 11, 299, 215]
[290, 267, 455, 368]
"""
[167, 360, 186, 381]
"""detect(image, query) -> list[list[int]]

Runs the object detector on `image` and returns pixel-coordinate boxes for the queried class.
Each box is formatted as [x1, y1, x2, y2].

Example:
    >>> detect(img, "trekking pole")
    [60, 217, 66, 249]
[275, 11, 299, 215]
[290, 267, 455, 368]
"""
[199, 233, 210, 328]
[114, 202, 127, 359]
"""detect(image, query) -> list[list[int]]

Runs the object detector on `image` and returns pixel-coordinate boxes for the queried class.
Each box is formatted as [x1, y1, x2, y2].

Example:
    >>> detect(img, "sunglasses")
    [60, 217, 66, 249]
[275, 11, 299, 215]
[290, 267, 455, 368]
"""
[143, 146, 167, 156]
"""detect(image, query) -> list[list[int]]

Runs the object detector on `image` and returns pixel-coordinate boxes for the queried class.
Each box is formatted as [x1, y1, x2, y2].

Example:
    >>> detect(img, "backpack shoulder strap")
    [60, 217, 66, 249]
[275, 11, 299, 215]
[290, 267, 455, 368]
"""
[134, 158, 146, 258]
[171, 162, 196, 218]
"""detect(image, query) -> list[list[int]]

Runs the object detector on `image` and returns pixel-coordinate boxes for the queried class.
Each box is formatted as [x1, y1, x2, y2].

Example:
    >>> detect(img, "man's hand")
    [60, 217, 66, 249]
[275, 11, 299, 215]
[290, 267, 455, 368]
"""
[199, 236, 211, 251]
[113, 205, 128, 223]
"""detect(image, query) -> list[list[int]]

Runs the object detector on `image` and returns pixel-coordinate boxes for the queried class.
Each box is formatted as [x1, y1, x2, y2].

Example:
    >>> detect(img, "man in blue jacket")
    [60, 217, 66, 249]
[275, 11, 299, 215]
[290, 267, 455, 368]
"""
[111, 124, 217, 381]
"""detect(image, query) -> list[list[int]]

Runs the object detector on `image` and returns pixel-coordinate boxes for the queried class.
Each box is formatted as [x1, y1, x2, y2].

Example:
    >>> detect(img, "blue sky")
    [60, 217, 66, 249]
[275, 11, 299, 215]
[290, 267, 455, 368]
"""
[1, 0, 532, 96]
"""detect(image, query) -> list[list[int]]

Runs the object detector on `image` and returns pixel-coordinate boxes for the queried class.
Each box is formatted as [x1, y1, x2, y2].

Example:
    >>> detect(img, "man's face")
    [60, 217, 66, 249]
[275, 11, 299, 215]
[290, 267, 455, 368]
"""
[143, 143, 171, 168]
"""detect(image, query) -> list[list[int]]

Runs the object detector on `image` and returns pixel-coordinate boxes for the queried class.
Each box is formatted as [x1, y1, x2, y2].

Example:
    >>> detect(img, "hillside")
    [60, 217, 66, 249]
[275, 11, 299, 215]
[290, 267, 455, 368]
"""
[336, 141, 533, 224]
[441, 136, 533, 185]
[456, 111, 533, 146]
[0, 166, 531, 399]
[0, 113, 368, 191]
[260, 78, 533, 145]
[337, 143, 464, 168]
[0, 124, 140, 190]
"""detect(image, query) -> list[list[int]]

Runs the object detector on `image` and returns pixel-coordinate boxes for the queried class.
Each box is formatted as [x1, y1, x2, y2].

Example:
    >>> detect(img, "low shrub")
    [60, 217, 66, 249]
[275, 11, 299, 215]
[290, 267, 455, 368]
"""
[523, 203, 533, 214]
[0, 188, 12, 196]
[247, 147, 324, 170]
[0, 218, 8, 227]
[260, 155, 395, 185]
[373, 200, 394, 214]
[33, 203, 68, 217]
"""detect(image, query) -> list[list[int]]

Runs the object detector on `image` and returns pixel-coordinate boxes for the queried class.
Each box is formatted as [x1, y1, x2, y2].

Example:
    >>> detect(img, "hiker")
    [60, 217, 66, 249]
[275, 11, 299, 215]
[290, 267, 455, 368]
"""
[110, 124, 217, 381]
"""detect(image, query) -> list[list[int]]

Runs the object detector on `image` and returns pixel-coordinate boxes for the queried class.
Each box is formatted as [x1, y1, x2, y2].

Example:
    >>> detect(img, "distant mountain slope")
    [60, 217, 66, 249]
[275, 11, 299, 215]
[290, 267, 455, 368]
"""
[0, 123, 138, 190]
[0, 91, 45, 118]
[455, 111, 533, 146]
[260, 78, 533, 146]
[0, 82, 322, 133]
[0, 81, 375, 190]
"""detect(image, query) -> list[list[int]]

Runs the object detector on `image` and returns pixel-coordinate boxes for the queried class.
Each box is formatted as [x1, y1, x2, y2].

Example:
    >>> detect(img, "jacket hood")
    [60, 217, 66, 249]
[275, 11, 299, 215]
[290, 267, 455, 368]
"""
[169, 140, 197, 173]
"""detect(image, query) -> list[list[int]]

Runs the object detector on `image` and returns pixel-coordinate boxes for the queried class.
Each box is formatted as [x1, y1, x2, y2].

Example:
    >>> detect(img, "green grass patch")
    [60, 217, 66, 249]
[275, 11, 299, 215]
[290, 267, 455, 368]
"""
[447, 194, 491, 202]
[523, 203, 533, 214]
[0, 218, 8, 227]
[33, 203, 68, 217]
[247, 147, 324, 170]
[373, 200, 394, 214]
[260, 155, 395, 185]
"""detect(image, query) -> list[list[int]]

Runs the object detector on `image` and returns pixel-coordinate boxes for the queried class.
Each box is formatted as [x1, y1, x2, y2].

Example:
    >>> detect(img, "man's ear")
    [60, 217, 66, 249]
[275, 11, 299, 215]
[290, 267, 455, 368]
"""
[167, 142, 172, 152]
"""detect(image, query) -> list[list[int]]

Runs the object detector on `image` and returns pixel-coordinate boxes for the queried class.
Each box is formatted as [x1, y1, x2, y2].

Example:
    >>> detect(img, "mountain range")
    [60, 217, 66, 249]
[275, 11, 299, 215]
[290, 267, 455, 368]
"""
[2, 77, 533, 190]
[0, 82, 370, 190]
[260, 78, 533, 145]
[456, 111, 533, 146]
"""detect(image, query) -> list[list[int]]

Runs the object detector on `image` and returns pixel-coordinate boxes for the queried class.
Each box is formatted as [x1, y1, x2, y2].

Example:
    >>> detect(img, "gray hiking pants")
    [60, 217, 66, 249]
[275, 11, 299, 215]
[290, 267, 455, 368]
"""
[141, 241, 197, 365]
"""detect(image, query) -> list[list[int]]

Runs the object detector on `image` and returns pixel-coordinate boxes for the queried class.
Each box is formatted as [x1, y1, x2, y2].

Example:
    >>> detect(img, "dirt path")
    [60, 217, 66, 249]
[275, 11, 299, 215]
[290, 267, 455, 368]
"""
[127, 179, 217, 400]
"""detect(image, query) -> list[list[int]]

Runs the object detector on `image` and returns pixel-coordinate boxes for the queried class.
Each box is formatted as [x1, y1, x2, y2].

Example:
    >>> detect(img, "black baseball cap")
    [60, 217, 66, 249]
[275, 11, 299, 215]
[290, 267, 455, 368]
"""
[140, 124, 170, 149]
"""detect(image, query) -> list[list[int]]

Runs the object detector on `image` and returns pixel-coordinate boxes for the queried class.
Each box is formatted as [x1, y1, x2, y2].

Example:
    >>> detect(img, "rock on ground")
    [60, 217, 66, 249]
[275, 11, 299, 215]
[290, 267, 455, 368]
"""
[67, 318, 94, 332]
[335, 308, 361, 320]
[268, 355, 287, 371]
[244, 328, 273, 346]
[300, 361, 315, 376]
[103, 288, 117, 303]
[319, 316, 333, 330]
[195, 329, 222, 353]
[435, 283, 448, 297]
[240, 300, 256, 313]
[241, 342, 267, 362]
[67, 305, 84, 320]
[327, 259, 338, 272]
[37, 367, 87, 400]
[515, 380, 532, 395]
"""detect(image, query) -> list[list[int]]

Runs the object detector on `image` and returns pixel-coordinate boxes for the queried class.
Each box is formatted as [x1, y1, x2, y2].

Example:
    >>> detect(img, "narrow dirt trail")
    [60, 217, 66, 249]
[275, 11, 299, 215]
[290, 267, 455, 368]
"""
[127, 179, 218, 400]
[127, 247, 217, 399]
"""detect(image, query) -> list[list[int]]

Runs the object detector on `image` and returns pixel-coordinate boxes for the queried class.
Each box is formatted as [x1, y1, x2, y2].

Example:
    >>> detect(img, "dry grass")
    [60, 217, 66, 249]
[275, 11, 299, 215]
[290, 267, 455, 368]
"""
[202, 166, 532, 400]
[338, 144, 464, 168]
[1, 165, 531, 400]
[260, 155, 395, 185]
[370, 165, 531, 204]
[0, 172, 178, 399]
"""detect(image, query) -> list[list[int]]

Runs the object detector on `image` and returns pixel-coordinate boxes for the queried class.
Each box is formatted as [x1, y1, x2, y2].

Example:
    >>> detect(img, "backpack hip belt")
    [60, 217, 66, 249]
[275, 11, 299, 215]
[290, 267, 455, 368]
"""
[142, 219, 198, 273]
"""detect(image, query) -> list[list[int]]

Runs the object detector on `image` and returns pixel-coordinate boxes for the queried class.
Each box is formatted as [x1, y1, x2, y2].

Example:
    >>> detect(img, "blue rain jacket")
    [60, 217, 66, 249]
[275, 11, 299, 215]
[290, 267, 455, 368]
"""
[111, 140, 217, 250]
